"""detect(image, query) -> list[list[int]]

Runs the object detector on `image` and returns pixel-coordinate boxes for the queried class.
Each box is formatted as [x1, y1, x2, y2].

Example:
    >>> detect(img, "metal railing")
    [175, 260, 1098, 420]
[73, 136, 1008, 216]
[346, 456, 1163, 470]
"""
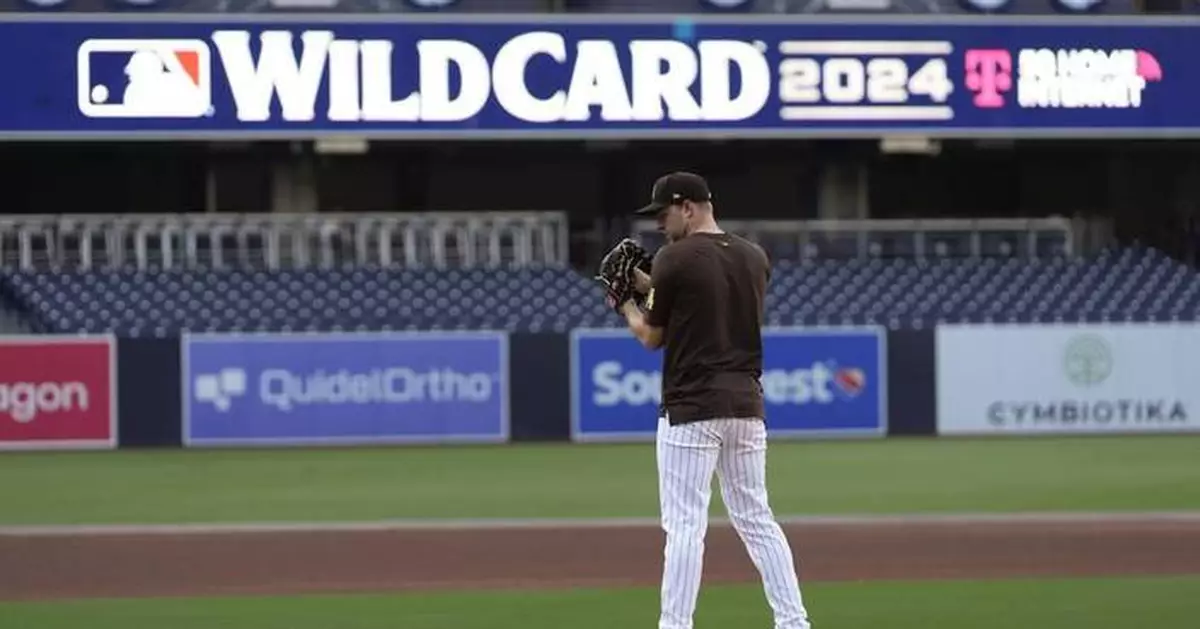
[0, 212, 570, 271]
[630, 217, 1085, 260]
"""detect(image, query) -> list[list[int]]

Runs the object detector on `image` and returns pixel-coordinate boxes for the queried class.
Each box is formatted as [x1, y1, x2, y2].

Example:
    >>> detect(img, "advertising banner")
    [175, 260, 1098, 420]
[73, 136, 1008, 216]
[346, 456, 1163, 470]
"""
[0, 16, 1196, 138]
[0, 0, 1145, 14]
[182, 332, 509, 446]
[0, 336, 116, 451]
[936, 323, 1200, 435]
[570, 327, 886, 442]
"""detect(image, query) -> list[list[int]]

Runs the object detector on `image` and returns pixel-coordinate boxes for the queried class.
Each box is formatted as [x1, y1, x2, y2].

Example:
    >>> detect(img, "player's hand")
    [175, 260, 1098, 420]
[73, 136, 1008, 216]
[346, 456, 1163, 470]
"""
[614, 238, 654, 288]
[627, 240, 654, 281]
[595, 238, 649, 313]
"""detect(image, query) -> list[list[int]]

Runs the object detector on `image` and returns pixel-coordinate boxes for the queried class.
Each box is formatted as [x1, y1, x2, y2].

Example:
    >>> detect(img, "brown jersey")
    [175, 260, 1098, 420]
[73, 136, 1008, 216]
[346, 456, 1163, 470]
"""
[644, 232, 770, 425]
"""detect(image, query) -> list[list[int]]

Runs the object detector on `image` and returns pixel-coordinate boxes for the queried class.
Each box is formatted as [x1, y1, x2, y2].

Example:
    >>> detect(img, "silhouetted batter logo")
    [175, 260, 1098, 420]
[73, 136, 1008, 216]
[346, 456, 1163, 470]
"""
[76, 39, 212, 119]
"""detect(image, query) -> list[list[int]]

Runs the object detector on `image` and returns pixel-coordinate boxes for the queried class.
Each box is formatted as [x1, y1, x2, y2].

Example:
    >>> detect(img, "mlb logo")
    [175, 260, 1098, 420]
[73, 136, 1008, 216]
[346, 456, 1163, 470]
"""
[76, 39, 212, 119]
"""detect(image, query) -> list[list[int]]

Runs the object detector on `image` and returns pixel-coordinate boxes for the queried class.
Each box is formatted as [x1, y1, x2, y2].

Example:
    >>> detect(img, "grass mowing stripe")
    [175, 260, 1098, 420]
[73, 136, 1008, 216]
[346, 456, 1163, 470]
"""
[1, 577, 1197, 629]
[1, 435, 1198, 524]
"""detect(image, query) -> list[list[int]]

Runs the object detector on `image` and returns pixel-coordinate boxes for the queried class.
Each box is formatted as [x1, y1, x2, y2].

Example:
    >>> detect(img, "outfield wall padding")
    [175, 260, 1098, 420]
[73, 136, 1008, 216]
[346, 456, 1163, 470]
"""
[98, 329, 936, 448]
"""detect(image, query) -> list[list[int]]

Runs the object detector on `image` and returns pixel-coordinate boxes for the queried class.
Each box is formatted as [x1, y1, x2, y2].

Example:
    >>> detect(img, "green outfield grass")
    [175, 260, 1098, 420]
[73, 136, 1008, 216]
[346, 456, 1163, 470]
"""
[1, 434, 1198, 525]
[2, 577, 1197, 629]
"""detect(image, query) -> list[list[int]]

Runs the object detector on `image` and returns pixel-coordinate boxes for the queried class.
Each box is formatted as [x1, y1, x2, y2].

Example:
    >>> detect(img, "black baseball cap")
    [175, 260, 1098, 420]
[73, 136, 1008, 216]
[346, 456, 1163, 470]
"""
[634, 172, 713, 216]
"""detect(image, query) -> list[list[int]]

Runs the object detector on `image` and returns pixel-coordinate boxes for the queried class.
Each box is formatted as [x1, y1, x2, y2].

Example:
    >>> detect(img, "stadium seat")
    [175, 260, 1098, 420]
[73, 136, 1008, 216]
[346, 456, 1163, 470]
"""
[3, 246, 1198, 337]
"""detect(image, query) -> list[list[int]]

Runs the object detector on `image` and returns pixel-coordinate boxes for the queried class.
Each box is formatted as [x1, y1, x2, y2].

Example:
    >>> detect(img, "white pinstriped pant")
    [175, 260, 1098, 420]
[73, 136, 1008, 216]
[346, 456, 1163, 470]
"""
[656, 416, 812, 629]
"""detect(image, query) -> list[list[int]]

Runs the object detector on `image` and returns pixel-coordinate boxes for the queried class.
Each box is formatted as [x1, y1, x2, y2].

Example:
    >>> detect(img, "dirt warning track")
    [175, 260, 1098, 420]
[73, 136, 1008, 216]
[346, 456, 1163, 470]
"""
[2, 515, 1199, 601]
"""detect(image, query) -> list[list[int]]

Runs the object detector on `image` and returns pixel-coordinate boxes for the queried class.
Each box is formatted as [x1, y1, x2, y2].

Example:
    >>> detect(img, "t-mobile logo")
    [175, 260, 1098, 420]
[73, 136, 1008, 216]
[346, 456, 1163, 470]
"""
[964, 49, 1013, 108]
[194, 368, 247, 412]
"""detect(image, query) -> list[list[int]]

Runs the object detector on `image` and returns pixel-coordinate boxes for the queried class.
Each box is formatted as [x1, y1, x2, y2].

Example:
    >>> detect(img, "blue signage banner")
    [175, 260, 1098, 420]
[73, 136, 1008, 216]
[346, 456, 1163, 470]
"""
[0, 0, 1148, 14]
[0, 16, 1197, 138]
[570, 327, 887, 442]
[182, 332, 509, 447]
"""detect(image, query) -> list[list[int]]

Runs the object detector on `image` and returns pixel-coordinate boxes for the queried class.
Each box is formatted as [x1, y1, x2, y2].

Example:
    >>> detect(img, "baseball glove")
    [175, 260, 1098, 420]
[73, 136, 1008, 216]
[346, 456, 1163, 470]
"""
[595, 238, 652, 314]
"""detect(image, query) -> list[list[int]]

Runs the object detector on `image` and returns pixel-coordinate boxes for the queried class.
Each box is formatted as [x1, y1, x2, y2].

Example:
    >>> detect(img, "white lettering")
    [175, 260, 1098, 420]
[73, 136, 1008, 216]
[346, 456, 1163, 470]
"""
[779, 56, 952, 106]
[631, 40, 701, 121]
[779, 58, 822, 104]
[822, 58, 865, 104]
[0, 382, 90, 423]
[493, 31, 567, 123]
[700, 40, 771, 120]
[326, 40, 361, 122]
[1017, 48, 1147, 109]
[564, 40, 632, 122]
[214, 30, 334, 122]
[211, 30, 770, 124]
[418, 40, 490, 121]
[259, 368, 493, 411]
[759, 363, 836, 404]
[592, 361, 661, 407]
[866, 58, 908, 103]
[591, 362, 840, 406]
[360, 40, 419, 121]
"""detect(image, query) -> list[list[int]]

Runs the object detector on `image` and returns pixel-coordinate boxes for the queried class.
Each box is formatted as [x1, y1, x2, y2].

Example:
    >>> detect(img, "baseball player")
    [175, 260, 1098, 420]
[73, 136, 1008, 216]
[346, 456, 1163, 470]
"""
[595, 172, 813, 629]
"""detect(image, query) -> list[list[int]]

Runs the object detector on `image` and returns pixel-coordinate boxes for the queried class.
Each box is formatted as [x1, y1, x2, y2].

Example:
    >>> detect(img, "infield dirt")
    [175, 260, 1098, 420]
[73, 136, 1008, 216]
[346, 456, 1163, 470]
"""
[2, 517, 1199, 601]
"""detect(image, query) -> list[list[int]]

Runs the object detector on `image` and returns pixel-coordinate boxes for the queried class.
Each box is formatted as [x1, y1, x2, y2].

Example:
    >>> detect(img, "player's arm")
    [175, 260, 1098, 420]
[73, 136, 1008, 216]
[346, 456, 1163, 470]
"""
[622, 302, 663, 350]
[631, 268, 652, 295]
[624, 249, 677, 350]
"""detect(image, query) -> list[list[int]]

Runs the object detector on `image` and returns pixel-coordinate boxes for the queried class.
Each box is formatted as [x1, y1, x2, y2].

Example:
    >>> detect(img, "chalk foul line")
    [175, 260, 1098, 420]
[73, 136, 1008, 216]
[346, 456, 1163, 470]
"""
[2, 511, 1200, 537]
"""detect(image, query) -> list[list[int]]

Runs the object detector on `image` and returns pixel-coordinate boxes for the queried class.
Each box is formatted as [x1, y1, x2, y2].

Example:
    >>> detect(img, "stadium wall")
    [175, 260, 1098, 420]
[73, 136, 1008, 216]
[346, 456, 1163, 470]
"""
[6, 325, 1200, 451]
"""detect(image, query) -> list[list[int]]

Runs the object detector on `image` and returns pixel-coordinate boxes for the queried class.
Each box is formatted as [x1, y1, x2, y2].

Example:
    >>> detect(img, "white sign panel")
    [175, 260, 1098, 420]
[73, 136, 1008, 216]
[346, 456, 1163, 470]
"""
[936, 324, 1200, 435]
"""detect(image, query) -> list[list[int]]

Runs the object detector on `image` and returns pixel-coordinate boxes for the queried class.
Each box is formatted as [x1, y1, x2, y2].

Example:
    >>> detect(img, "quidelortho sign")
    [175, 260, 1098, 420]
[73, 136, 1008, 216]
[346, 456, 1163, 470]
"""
[936, 324, 1200, 435]
[182, 332, 509, 446]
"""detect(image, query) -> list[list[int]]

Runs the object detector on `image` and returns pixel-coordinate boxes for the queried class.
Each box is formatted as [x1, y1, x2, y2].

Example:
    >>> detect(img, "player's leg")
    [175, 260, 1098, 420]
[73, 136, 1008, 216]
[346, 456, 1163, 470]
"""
[656, 416, 720, 629]
[714, 418, 812, 629]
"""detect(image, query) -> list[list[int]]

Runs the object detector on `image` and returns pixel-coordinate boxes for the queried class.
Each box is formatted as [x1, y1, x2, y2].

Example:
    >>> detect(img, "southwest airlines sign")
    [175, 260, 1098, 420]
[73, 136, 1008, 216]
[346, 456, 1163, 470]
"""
[0, 16, 1195, 138]
[570, 327, 886, 442]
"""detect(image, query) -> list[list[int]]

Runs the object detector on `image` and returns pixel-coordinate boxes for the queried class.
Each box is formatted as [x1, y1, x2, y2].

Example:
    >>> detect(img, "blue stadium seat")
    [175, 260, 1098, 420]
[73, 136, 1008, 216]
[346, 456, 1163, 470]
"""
[3, 246, 1199, 337]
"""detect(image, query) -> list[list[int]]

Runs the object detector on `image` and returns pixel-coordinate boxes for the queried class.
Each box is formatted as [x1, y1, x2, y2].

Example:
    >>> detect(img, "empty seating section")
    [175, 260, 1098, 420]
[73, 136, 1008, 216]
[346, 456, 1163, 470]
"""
[762, 250, 1200, 329]
[5, 267, 609, 336]
[2, 214, 1198, 336]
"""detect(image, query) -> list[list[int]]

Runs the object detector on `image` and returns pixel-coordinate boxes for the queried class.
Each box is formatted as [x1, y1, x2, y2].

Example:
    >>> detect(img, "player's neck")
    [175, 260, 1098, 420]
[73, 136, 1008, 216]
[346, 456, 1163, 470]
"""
[689, 220, 723, 236]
